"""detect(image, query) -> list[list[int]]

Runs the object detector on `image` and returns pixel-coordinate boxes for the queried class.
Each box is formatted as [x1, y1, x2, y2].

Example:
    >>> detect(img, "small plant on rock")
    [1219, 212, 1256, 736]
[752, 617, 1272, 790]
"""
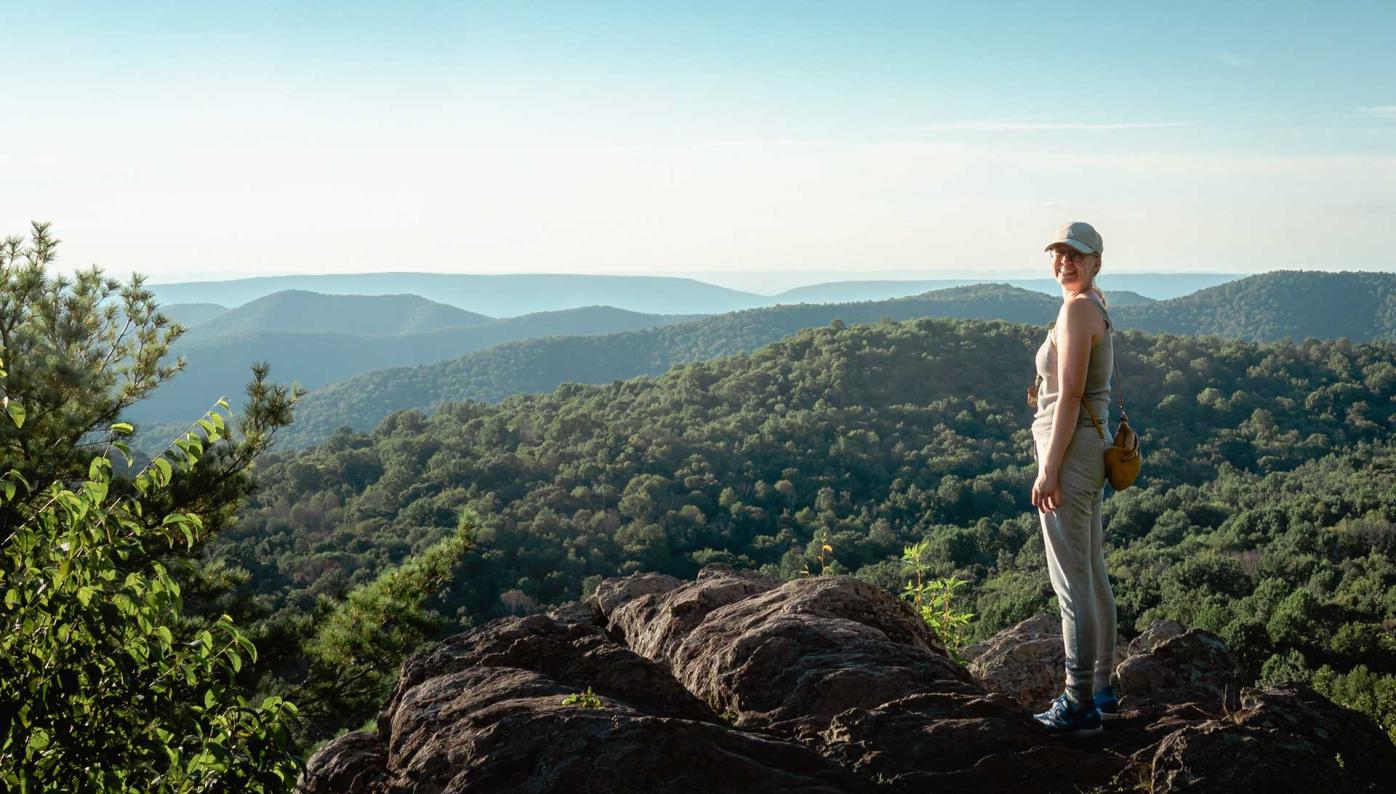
[561, 687, 603, 709]
[901, 540, 975, 665]
[801, 531, 835, 576]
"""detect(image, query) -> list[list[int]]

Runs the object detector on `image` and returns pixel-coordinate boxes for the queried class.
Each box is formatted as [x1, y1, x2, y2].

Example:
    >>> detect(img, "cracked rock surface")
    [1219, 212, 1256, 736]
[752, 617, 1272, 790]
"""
[302, 566, 1396, 793]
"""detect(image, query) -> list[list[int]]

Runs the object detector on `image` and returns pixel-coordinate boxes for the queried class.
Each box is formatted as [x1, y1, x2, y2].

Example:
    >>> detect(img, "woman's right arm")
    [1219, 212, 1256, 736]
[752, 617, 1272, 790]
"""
[1031, 298, 1097, 512]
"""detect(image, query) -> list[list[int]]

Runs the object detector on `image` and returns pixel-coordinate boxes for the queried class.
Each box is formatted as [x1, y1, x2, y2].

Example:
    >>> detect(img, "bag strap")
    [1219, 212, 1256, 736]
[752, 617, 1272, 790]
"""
[1110, 326, 1128, 423]
[1081, 392, 1107, 442]
[1094, 295, 1129, 424]
[1077, 296, 1125, 440]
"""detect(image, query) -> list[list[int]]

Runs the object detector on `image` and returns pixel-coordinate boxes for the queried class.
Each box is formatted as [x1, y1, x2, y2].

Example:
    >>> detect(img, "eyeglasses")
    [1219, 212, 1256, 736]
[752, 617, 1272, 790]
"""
[1048, 247, 1097, 264]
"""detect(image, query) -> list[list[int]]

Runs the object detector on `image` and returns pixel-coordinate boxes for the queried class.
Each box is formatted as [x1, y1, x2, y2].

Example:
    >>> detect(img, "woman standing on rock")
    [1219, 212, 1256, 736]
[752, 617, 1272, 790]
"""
[1028, 221, 1119, 737]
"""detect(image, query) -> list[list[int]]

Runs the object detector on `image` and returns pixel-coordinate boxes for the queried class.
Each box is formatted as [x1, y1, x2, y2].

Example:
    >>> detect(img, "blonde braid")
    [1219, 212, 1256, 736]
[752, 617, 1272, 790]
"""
[1089, 254, 1107, 308]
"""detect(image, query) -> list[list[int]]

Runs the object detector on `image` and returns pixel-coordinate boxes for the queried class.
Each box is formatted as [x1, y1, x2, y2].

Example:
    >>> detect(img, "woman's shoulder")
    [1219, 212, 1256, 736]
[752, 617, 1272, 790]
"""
[1059, 293, 1107, 323]
[1055, 294, 1109, 340]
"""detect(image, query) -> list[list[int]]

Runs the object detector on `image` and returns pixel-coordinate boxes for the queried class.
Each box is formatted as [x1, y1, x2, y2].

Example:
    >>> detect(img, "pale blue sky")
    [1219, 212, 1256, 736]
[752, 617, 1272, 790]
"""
[3, 1, 1394, 286]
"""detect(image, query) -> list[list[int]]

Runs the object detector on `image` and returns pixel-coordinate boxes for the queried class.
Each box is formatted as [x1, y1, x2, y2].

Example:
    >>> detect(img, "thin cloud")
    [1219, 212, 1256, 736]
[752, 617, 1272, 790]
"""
[1357, 105, 1396, 118]
[919, 120, 1195, 132]
[1212, 53, 1255, 69]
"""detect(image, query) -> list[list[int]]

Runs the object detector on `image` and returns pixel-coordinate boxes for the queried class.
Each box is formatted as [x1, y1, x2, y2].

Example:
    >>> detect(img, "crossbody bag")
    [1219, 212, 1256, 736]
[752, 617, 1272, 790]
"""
[1027, 325, 1142, 490]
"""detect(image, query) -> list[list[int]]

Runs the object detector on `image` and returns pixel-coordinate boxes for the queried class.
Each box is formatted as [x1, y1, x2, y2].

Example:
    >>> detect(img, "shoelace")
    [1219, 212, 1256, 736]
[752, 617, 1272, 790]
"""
[1044, 695, 1072, 722]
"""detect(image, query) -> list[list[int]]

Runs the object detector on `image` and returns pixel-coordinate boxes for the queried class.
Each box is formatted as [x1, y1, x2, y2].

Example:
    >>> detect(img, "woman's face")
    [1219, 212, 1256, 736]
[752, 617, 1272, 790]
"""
[1048, 245, 1100, 291]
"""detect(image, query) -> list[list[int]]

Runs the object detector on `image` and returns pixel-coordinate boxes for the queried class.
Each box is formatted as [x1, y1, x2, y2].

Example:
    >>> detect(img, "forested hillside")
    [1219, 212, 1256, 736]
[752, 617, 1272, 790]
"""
[211, 316, 1396, 740]
[1113, 270, 1396, 341]
[127, 305, 697, 444]
[277, 272, 1396, 449]
[276, 284, 1060, 446]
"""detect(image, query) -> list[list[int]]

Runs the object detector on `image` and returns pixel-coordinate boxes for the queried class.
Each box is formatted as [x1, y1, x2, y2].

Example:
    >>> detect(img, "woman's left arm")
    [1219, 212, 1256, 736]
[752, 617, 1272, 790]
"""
[1031, 298, 1098, 512]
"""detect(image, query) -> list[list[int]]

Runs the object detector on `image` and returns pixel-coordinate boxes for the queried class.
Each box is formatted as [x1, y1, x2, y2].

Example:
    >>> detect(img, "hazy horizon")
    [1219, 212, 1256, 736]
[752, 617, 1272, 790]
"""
[140, 267, 1257, 297]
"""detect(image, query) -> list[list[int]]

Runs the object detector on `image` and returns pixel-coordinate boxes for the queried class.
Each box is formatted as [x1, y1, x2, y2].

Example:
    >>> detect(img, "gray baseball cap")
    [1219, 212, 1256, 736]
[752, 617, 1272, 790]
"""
[1045, 221, 1103, 255]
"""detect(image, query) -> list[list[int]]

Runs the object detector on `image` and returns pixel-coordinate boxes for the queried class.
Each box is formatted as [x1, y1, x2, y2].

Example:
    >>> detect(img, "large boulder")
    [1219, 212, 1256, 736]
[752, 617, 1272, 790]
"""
[600, 565, 783, 666]
[601, 567, 962, 737]
[381, 613, 712, 725]
[1226, 685, 1396, 788]
[1141, 683, 1396, 794]
[1114, 628, 1241, 712]
[300, 731, 386, 794]
[379, 666, 867, 793]
[599, 567, 1118, 791]
[300, 612, 869, 793]
[1147, 720, 1360, 793]
[967, 612, 1129, 710]
[821, 690, 1129, 792]
[592, 571, 682, 617]
[1096, 661, 1396, 792]
[1127, 619, 1186, 656]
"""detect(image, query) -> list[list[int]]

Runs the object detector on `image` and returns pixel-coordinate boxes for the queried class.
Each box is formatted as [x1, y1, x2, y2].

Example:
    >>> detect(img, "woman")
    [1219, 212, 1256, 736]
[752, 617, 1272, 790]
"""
[1029, 221, 1118, 737]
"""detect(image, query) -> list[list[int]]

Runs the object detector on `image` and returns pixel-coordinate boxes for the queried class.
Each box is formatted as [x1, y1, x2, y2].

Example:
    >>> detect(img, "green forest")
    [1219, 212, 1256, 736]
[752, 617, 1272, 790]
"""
[218, 312, 1396, 746]
[4, 227, 1395, 789]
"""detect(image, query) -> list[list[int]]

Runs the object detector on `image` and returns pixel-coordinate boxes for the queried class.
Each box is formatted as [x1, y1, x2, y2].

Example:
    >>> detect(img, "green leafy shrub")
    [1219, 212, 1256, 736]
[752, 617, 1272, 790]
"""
[0, 379, 300, 790]
[297, 512, 476, 743]
[561, 687, 603, 709]
[1313, 664, 1396, 745]
[1259, 648, 1313, 687]
[902, 540, 975, 663]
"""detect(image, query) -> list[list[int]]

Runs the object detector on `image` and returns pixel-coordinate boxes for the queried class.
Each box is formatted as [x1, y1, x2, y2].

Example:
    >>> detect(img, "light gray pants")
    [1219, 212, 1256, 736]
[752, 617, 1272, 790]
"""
[1034, 423, 1117, 703]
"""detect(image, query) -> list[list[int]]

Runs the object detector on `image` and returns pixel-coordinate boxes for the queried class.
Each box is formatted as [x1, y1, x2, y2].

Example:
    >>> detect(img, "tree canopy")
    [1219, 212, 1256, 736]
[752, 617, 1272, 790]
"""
[0, 225, 303, 790]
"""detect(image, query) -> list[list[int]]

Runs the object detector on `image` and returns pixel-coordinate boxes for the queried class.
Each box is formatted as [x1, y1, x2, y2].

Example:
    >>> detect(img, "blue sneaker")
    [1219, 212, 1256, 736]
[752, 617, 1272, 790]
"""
[1094, 685, 1120, 721]
[1034, 693, 1103, 737]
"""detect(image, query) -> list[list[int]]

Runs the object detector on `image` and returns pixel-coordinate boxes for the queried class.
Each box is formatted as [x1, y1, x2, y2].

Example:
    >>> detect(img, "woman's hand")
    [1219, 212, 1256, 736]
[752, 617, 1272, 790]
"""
[1032, 467, 1061, 513]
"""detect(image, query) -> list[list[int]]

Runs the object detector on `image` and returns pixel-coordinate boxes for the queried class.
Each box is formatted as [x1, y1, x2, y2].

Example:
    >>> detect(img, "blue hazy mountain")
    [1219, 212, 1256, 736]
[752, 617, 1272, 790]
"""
[159, 302, 230, 328]
[772, 280, 1158, 306]
[274, 283, 1059, 447]
[149, 273, 767, 317]
[772, 276, 1224, 304]
[128, 303, 700, 445]
[181, 290, 494, 340]
[148, 271, 1231, 318]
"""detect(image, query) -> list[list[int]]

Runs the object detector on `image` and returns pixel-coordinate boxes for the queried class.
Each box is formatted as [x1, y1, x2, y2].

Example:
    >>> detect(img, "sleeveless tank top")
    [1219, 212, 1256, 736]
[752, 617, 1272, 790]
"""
[1032, 293, 1112, 437]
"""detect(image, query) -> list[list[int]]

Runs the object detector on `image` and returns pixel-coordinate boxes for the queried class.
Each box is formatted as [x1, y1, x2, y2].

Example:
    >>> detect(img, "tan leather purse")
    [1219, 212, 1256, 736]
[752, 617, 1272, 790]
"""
[1082, 362, 1141, 490]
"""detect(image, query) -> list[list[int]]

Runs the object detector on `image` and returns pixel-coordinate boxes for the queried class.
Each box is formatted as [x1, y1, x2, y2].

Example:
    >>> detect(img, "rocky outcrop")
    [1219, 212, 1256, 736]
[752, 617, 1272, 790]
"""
[967, 613, 1129, 710]
[301, 567, 1396, 793]
[1126, 618, 1186, 656]
[1114, 627, 1241, 712]
[302, 608, 866, 793]
[598, 566, 1123, 791]
[301, 731, 385, 794]
[1140, 685, 1396, 793]
[603, 568, 964, 736]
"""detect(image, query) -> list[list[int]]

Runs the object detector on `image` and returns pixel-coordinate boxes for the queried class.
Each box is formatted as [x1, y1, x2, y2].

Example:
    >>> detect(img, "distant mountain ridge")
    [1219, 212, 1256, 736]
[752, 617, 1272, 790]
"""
[275, 284, 1062, 447]
[148, 271, 1238, 317]
[126, 304, 700, 442]
[159, 303, 229, 328]
[184, 290, 493, 339]
[149, 273, 767, 317]
[273, 271, 1396, 448]
[1112, 270, 1396, 342]
[773, 279, 1178, 304]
